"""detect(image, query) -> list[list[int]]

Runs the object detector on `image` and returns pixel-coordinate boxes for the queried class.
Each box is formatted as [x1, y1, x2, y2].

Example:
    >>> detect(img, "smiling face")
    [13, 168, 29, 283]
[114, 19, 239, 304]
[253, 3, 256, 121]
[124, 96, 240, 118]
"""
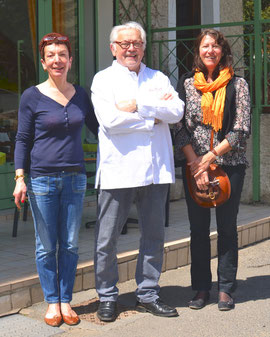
[41, 43, 72, 79]
[199, 35, 222, 75]
[110, 28, 144, 74]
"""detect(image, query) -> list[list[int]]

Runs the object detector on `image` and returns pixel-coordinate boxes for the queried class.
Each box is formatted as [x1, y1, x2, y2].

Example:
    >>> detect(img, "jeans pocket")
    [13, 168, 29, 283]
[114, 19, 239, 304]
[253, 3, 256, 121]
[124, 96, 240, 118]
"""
[72, 173, 87, 193]
[28, 176, 50, 196]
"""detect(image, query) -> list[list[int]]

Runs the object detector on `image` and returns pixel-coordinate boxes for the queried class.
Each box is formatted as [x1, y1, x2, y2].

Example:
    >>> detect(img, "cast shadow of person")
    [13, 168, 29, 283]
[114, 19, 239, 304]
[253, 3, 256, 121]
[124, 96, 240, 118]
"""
[118, 285, 194, 309]
[234, 275, 270, 304]
[72, 274, 270, 321]
[72, 285, 195, 321]
[118, 273, 270, 309]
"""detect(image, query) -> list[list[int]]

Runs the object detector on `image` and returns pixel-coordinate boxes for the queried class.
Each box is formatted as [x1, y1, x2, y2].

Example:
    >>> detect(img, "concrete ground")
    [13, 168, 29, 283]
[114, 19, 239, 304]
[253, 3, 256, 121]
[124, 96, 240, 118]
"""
[1, 198, 270, 285]
[1, 239, 270, 337]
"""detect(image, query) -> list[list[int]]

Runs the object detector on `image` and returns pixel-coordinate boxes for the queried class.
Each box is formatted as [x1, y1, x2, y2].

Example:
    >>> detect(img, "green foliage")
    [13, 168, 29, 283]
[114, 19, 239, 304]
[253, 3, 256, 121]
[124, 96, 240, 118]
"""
[243, 0, 270, 21]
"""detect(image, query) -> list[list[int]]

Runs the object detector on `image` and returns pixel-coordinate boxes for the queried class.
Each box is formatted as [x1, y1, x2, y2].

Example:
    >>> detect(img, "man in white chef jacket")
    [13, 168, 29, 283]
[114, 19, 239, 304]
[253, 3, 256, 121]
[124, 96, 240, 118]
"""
[91, 21, 184, 322]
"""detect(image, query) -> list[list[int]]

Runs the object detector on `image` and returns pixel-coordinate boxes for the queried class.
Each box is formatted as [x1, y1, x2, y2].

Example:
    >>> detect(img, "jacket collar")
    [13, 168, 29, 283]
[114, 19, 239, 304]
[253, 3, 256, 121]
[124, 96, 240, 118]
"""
[112, 60, 146, 75]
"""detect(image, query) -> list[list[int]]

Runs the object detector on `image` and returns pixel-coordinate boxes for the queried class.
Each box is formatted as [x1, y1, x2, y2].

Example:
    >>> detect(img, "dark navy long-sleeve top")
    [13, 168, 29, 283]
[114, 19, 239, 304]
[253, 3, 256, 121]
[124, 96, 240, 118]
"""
[15, 85, 98, 177]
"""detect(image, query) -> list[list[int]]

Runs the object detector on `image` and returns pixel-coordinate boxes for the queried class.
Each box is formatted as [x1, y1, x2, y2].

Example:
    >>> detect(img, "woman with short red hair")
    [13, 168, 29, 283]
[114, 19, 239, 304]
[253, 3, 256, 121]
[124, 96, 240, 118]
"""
[13, 33, 98, 327]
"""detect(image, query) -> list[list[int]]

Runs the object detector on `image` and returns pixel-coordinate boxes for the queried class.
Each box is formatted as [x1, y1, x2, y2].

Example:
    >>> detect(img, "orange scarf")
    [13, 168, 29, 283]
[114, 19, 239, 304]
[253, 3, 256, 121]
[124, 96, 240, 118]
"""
[194, 68, 233, 132]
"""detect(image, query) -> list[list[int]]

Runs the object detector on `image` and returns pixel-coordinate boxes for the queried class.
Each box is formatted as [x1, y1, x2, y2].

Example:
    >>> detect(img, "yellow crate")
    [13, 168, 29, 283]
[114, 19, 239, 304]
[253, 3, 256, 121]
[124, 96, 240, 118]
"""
[82, 143, 97, 152]
[0, 152, 6, 165]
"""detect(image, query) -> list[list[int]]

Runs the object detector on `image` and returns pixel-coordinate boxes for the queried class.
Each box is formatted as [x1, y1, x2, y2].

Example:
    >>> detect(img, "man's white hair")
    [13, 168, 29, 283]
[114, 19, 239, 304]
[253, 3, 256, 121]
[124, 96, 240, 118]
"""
[110, 21, 146, 51]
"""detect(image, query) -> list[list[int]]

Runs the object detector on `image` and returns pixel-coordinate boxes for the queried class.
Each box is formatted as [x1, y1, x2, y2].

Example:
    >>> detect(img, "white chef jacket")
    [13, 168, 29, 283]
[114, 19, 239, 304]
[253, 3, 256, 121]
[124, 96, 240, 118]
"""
[91, 61, 185, 189]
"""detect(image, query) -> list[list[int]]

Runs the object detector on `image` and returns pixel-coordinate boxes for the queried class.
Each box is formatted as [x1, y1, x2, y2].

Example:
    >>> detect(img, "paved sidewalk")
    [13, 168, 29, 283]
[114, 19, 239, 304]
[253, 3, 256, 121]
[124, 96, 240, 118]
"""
[0, 196, 270, 315]
[1, 239, 270, 337]
[1, 197, 270, 285]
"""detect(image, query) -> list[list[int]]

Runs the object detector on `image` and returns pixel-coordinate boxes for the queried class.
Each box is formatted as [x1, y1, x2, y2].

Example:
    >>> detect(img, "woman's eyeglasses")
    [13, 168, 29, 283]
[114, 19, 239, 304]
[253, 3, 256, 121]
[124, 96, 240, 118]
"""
[43, 36, 69, 42]
[114, 41, 144, 49]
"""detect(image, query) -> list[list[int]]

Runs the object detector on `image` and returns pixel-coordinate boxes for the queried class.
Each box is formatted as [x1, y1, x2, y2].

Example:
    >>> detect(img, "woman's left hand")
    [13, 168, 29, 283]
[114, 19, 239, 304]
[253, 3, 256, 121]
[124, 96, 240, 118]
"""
[13, 179, 27, 210]
[188, 152, 215, 178]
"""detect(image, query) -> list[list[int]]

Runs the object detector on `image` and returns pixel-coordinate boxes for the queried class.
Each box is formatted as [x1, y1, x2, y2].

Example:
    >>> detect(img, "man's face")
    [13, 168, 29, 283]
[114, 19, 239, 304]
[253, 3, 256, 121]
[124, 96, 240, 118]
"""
[110, 28, 144, 74]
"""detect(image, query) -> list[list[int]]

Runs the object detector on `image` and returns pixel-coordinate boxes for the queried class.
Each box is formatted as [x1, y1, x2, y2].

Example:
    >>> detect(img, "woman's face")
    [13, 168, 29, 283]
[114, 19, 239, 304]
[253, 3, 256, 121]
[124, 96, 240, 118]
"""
[199, 35, 222, 73]
[41, 43, 72, 79]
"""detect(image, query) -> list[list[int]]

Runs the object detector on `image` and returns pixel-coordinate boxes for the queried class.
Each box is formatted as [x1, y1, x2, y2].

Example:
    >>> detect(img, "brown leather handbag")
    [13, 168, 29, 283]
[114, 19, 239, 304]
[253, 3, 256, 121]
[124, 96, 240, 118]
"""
[186, 163, 231, 208]
[186, 130, 231, 208]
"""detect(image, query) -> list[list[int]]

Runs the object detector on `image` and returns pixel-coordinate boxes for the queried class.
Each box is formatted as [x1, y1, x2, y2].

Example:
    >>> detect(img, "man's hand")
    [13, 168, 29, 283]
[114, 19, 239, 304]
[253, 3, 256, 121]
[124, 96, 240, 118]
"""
[116, 99, 137, 113]
[153, 93, 174, 124]
[160, 93, 173, 101]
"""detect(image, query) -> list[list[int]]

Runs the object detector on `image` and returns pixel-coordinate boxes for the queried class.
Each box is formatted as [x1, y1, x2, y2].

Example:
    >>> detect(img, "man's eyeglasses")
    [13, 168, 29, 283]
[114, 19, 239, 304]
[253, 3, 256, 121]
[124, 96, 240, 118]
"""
[114, 41, 144, 49]
[43, 36, 69, 42]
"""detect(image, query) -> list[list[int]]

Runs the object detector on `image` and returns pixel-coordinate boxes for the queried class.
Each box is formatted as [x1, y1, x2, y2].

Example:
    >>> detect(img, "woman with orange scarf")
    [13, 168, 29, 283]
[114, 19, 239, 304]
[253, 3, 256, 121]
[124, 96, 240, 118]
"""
[174, 29, 251, 311]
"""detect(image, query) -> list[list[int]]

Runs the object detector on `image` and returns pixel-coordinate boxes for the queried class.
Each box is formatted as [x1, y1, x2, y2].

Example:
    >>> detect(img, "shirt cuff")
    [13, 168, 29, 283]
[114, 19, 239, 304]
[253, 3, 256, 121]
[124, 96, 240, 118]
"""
[144, 117, 155, 130]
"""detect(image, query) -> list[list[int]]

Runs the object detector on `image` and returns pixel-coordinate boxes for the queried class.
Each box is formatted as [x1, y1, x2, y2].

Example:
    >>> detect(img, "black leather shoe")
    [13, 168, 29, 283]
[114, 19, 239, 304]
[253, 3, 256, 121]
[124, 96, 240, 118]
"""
[218, 293, 234, 311]
[136, 299, 178, 317]
[189, 291, 210, 309]
[97, 301, 117, 322]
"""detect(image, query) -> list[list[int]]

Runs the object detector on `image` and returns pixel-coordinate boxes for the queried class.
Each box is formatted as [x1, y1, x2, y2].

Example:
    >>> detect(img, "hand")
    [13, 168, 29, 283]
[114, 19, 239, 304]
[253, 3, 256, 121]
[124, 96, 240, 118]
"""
[194, 170, 209, 191]
[160, 93, 173, 101]
[115, 99, 137, 113]
[13, 179, 27, 210]
[188, 152, 215, 178]
[153, 93, 173, 125]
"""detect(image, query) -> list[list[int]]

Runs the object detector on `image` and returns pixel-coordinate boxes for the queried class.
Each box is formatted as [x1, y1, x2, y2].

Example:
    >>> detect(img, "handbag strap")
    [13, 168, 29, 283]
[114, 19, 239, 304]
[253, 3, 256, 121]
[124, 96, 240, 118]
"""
[210, 129, 214, 150]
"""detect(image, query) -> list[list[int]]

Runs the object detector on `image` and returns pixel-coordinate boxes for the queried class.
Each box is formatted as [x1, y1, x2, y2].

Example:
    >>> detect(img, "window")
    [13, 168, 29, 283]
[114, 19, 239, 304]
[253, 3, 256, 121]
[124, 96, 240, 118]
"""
[52, 0, 79, 84]
[0, 0, 37, 162]
[0, 0, 79, 163]
[176, 0, 201, 77]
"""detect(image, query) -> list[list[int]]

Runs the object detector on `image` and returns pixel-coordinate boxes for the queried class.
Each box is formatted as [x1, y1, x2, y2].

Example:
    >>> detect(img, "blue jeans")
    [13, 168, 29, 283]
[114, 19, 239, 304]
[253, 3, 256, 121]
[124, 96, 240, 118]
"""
[95, 184, 169, 303]
[27, 172, 86, 303]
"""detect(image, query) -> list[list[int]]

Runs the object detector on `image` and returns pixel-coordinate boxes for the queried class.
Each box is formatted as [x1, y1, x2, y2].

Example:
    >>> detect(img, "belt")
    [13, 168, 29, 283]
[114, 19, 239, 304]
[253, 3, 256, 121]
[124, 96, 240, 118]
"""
[62, 166, 82, 172]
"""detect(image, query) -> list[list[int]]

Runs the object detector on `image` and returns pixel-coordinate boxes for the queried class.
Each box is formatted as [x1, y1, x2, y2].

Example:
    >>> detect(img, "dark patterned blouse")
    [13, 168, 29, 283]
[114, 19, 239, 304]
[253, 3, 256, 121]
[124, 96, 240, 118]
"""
[174, 76, 251, 167]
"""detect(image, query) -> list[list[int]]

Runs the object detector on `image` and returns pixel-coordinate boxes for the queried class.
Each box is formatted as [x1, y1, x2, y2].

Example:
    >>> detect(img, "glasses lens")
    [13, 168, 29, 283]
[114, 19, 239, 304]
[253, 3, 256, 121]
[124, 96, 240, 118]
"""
[57, 36, 68, 41]
[43, 37, 54, 41]
[133, 42, 143, 48]
[43, 36, 68, 42]
[120, 42, 130, 49]
[116, 41, 143, 49]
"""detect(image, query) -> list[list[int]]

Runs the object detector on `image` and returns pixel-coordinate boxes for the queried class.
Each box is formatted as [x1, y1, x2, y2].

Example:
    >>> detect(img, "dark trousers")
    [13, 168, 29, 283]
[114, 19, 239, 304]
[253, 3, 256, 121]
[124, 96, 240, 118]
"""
[182, 164, 246, 293]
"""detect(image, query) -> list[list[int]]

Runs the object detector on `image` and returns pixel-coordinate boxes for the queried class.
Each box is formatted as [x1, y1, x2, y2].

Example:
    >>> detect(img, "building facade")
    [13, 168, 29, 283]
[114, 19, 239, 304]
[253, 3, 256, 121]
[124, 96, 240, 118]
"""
[0, 0, 269, 209]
